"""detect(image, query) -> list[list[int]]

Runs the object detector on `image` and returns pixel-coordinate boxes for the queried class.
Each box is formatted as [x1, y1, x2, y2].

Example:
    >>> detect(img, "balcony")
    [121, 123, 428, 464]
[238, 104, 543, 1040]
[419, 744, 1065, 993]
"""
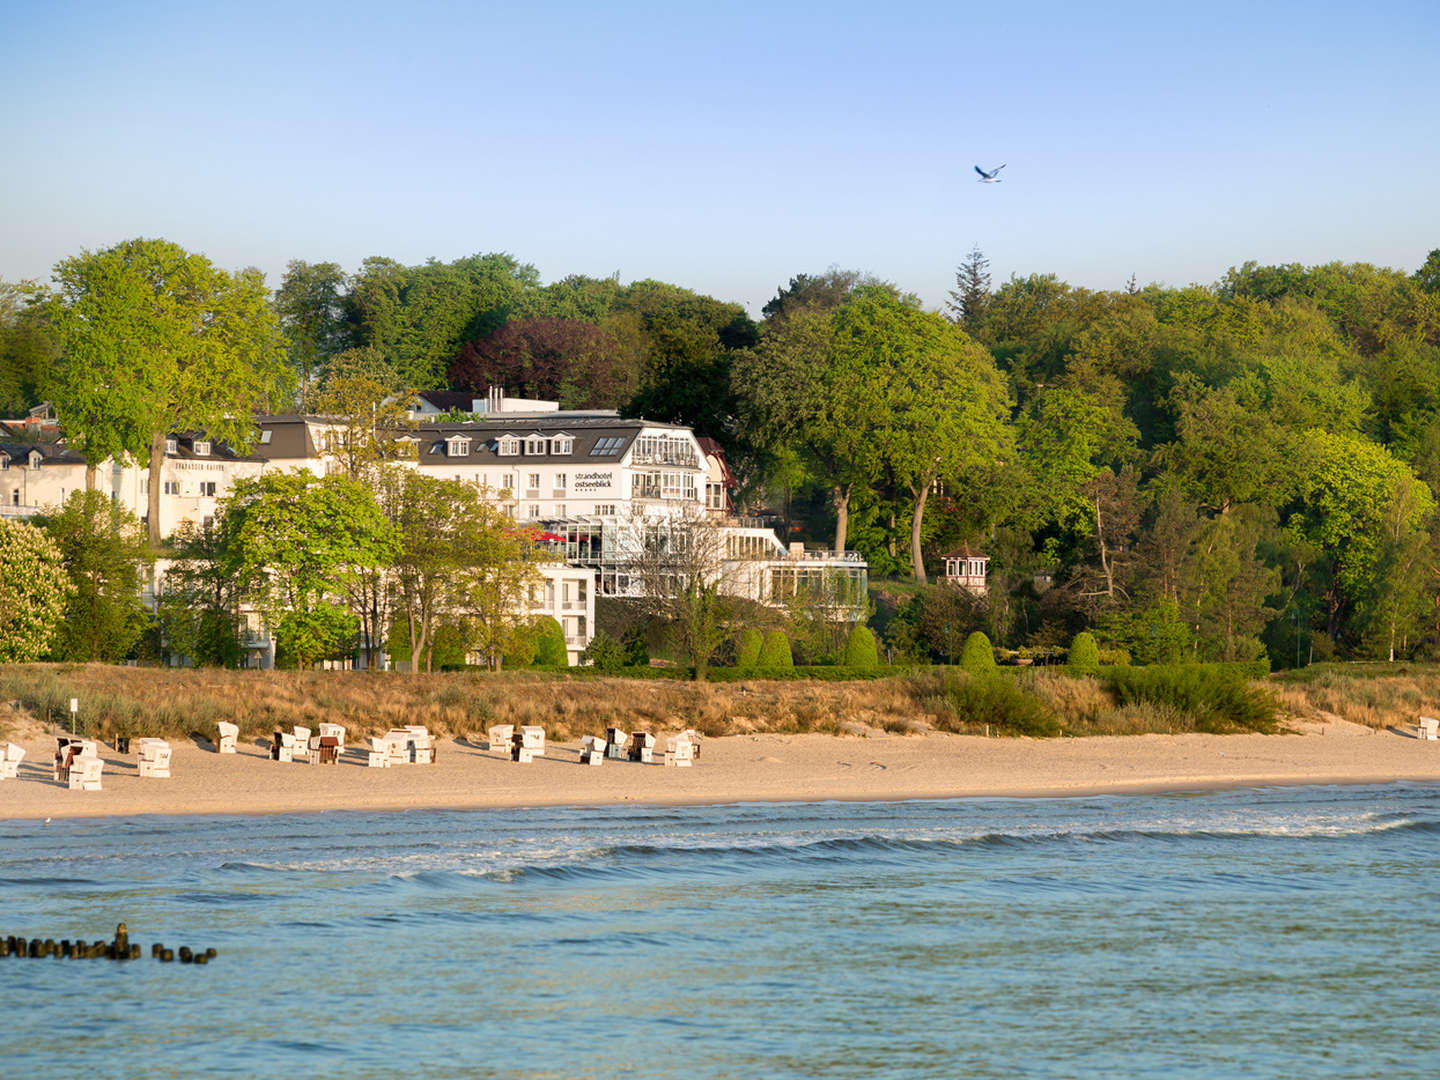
[630, 446, 698, 467]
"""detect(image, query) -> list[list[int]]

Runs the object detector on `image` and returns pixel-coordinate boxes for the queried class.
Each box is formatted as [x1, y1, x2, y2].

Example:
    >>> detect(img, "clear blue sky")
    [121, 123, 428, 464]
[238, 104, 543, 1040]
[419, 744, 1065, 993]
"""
[4, 0, 1438, 314]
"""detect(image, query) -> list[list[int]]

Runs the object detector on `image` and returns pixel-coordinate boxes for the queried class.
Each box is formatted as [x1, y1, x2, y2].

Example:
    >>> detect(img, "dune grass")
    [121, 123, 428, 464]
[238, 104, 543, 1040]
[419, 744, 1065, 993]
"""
[0, 660, 1418, 744]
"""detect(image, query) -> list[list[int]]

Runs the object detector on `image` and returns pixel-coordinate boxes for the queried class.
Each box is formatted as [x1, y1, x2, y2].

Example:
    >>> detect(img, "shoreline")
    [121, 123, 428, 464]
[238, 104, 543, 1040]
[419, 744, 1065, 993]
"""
[5, 722, 1440, 822]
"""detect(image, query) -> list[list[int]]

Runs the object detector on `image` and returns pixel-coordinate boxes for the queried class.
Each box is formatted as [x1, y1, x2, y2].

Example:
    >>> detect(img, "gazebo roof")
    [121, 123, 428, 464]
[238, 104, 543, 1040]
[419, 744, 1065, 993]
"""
[941, 543, 988, 560]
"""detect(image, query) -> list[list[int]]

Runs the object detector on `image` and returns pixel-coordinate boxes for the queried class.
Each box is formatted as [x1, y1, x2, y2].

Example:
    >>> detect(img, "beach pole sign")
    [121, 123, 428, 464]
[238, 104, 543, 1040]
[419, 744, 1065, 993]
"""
[70, 697, 79, 736]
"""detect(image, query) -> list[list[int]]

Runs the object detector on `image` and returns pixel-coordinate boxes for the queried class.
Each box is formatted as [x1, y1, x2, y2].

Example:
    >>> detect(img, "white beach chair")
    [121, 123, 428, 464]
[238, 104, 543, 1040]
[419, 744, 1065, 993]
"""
[403, 725, 434, 764]
[54, 739, 98, 781]
[318, 722, 346, 751]
[137, 739, 172, 779]
[0, 742, 24, 780]
[519, 726, 546, 757]
[579, 735, 605, 766]
[487, 725, 514, 753]
[664, 734, 694, 768]
[1419, 716, 1439, 741]
[605, 727, 629, 760]
[367, 735, 393, 768]
[216, 722, 238, 754]
[69, 755, 103, 791]
[272, 731, 298, 763]
[291, 726, 315, 764]
[681, 728, 703, 758]
[628, 732, 655, 764]
[382, 730, 412, 766]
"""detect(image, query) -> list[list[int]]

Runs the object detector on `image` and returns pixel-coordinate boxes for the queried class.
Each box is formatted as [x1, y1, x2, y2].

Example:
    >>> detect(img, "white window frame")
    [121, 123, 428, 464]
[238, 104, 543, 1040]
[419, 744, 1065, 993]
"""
[526, 435, 547, 455]
[447, 436, 471, 457]
[498, 436, 520, 456]
[193, 440, 211, 456]
[165, 438, 178, 455]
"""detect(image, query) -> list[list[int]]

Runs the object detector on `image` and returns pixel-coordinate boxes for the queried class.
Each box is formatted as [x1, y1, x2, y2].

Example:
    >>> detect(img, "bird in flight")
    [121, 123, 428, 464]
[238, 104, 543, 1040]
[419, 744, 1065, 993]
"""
[975, 164, 1006, 183]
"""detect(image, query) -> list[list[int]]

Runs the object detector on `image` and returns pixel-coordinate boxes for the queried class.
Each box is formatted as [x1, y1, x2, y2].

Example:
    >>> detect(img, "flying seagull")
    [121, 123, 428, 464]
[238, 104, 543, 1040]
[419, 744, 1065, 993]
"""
[975, 164, 1006, 183]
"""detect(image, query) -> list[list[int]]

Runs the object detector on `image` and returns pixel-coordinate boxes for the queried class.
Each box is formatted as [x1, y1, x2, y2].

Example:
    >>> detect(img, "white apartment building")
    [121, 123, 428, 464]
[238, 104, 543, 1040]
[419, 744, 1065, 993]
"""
[0, 434, 263, 536]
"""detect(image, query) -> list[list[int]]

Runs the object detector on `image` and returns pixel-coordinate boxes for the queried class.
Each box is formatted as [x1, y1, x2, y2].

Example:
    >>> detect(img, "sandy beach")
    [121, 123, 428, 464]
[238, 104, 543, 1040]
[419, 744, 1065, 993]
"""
[4, 717, 1439, 821]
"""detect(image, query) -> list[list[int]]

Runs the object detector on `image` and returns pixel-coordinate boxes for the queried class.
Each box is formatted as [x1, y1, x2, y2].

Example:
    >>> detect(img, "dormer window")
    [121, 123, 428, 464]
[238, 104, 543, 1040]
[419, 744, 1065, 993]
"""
[446, 436, 471, 457]
[525, 435, 547, 455]
[498, 435, 520, 457]
[552, 434, 574, 455]
[193, 440, 211, 456]
[28, 451, 42, 470]
[0, 453, 8, 471]
[165, 438, 178, 455]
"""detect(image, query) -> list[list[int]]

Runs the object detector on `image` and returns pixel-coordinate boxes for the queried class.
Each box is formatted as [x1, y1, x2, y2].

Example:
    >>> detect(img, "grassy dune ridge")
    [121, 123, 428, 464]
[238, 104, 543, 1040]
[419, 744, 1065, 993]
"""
[0, 662, 1432, 745]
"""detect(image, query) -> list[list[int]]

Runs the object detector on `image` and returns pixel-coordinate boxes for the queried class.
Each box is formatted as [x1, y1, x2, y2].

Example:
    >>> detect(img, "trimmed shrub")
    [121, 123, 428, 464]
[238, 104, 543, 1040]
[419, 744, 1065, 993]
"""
[581, 630, 626, 673]
[843, 625, 879, 669]
[1067, 631, 1100, 675]
[1104, 663, 1276, 733]
[757, 630, 794, 670]
[735, 628, 764, 671]
[533, 616, 569, 668]
[959, 631, 996, 675]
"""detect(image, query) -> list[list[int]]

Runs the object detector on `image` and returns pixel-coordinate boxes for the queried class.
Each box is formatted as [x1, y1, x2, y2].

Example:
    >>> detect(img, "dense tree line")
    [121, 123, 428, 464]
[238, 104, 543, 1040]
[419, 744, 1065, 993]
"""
[5, 240, 1440, 667]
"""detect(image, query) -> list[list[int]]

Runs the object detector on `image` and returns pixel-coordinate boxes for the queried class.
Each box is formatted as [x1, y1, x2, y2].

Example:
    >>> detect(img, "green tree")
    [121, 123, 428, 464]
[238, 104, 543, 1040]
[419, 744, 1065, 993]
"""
[311, 347, 418, 481]
[47, 239, 293, 544]
[224, 472, 392, 669]
[452, 516, 547, 671]
[0, 519, 72, 661]
[946, 246, 992, 330]
[155, 519, 245, 667]
[832, 289, 1012, 582]
[273, 259, 351, 401]
[41, 490, 153, 661]
[1290, 432, 1435, 644]
[0, 279, 57, 414]
[632, 511, 737, 680]
[1180, 504, 1281, 662]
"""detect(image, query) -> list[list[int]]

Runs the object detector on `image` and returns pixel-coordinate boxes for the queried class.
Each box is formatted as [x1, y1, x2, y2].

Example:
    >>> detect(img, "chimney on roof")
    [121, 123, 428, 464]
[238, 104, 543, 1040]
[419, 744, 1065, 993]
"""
[488, 386, 504, 414]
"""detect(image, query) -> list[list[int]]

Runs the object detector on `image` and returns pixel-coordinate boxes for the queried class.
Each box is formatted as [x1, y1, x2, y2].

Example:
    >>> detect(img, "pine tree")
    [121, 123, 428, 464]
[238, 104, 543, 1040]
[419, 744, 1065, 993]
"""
[946, 246, 992, 330]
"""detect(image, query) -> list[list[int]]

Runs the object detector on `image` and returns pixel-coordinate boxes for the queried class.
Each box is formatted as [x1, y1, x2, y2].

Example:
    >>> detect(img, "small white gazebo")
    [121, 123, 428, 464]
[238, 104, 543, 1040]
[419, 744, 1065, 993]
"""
[941, 544, 989, 596]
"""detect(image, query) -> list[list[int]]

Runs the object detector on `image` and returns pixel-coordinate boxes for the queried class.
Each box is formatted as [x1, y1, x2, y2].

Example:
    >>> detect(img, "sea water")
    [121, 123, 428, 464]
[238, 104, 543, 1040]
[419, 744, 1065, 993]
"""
[3, 784, 1438, 1079]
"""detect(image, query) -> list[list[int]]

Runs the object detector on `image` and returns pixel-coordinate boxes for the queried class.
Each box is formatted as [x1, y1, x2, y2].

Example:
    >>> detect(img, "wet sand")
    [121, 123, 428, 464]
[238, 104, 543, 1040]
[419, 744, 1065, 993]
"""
[4, 718, 1439, 821]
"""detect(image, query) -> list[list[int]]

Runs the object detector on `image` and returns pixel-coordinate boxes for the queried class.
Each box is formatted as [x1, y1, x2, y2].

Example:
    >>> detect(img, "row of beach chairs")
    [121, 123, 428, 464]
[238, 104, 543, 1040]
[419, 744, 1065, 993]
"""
[366, 726, 435, 767]
[270, 723, 347, 764]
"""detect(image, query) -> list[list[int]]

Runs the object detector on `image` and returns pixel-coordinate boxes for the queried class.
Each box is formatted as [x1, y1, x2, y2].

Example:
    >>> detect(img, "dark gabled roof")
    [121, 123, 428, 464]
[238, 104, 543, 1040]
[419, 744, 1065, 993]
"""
[252, 416, 321, 461]
[166, 433, 267, 464]
[419, 421, 645, 464]
[0, 442, 86, 466]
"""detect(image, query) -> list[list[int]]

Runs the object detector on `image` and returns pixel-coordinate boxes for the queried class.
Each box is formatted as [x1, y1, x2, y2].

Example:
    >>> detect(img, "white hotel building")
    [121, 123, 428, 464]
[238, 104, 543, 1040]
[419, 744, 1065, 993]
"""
[3, 393, 868, 666]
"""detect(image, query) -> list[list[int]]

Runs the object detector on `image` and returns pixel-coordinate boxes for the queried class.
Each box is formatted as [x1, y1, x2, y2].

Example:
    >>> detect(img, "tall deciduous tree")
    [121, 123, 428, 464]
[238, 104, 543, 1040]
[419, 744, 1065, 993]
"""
[0, 518, 72, 661]
[156, 519, 246, 668]
[831, 288, 1012, 583]
[223, 472, 392, 669]
[47, 239, 293, 544]
[0, 279, 57, 415]
[40, 490, 153, 661]
[310, 346, 417, 481]
[273, 259, 351, 401]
